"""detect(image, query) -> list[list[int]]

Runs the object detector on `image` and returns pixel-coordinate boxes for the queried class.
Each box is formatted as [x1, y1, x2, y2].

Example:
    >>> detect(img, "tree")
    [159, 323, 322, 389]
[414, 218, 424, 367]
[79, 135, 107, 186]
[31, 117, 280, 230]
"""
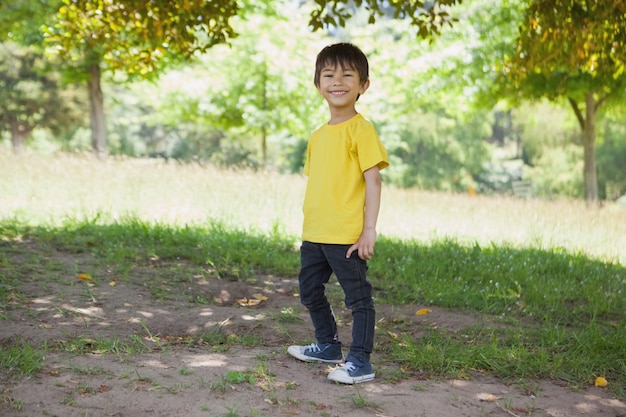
[1, 0, 461, 156]
[0, 42, 84, 155]
[112, 4, 328, 168]
[41, 0, 461, 157]
[42, 0, 240, 158]
[0, 1, 81, 154]
[503, 0, 626, 203]
[198, 12, 326, 168]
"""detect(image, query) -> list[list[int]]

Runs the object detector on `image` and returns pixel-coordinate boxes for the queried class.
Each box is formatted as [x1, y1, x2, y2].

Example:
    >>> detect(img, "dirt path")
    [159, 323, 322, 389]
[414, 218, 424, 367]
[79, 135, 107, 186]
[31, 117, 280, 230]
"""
[1, 273, 624, 417]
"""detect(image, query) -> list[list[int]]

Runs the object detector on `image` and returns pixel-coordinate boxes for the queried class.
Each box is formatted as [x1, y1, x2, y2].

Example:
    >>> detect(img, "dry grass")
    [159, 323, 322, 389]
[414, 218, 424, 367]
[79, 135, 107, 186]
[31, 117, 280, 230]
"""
[2, 151, 624, 264]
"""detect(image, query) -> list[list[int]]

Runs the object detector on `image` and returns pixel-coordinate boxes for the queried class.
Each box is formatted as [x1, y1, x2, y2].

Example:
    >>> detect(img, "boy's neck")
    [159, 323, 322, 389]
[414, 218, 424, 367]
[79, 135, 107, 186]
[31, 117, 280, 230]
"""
[327, 108, 358, 125]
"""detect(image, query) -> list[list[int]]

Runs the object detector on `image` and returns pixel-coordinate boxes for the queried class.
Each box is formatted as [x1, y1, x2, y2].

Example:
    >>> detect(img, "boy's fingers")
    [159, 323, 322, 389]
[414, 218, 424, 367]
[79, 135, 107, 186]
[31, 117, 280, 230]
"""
[347, 242, 376, 260]
[359, 247, 373, 260]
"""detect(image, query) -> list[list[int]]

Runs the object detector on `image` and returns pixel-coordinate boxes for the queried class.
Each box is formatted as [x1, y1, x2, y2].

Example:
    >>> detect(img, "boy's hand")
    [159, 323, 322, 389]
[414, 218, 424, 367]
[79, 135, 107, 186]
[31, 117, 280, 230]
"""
[346, 228, 377, 260]
[347, 166, 382, 261]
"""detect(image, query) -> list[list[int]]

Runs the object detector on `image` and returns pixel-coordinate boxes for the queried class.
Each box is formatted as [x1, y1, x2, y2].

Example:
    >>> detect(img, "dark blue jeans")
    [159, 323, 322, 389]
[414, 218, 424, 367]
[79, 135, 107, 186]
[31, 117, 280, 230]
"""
[298, 241, 375, 365]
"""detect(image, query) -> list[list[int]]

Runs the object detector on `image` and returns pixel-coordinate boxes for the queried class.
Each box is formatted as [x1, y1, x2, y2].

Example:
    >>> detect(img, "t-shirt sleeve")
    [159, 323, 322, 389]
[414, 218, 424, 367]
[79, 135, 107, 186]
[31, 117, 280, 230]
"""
[356, 122, 389, 173]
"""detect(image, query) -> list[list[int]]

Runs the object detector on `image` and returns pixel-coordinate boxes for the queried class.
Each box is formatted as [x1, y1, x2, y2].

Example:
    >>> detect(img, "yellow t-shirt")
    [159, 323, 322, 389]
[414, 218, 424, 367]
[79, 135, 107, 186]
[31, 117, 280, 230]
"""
[302, 114, 389, 244]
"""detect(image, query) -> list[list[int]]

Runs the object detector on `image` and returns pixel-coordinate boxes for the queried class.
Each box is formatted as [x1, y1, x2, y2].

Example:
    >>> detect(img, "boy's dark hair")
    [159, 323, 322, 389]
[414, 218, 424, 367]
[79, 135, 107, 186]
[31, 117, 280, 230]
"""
[314, 43, 369, 87]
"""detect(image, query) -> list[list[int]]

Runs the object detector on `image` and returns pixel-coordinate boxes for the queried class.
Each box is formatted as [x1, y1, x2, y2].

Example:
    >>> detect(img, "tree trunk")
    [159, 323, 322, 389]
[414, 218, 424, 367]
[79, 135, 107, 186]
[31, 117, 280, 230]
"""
[582, 92, 598, 203]
[9, 116, 31, 156]
[87, 63, 107, 159]
[568, 94, 599, 204]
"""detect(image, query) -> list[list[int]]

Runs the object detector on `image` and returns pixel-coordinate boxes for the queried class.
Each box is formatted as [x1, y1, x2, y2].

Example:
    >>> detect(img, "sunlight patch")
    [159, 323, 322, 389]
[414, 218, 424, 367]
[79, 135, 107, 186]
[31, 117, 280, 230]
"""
[139, 359, 172, 369]
[183, 354, 228, 368]
[448, 379, 470, 388]
[583, 395, 626, 409]
[574, 402, 598, 413]
[32, 296, 54, 304]
[241, 313, 266, 321]
[61, 304, 104, 318]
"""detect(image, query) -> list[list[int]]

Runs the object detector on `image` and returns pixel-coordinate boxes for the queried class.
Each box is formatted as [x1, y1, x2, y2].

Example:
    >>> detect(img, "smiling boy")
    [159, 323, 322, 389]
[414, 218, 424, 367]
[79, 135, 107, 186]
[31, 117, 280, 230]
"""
[287, 43, 389, 384]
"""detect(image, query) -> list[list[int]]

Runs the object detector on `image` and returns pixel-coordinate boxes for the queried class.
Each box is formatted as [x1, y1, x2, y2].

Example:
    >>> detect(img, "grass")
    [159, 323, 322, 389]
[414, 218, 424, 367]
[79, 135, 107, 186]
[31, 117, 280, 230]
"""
[387, 324, 624, 384]
[345, 389, 381, 411]
[0, 340, 44, 377]
[1, 152, 625, 394]
[209, 370, 258, 394]
[371, 239, 625, 324]
[1, 152, 624, 263]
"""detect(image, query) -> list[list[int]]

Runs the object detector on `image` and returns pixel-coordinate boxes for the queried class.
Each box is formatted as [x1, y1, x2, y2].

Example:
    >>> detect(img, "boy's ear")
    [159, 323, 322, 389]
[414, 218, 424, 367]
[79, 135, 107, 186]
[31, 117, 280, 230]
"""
[359, 79, 371, 95]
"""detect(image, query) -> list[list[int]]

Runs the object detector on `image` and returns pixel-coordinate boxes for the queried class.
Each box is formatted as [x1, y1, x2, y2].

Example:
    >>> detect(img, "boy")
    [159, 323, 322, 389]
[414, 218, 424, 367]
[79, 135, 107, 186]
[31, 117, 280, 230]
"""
[287, 43, 389, 384]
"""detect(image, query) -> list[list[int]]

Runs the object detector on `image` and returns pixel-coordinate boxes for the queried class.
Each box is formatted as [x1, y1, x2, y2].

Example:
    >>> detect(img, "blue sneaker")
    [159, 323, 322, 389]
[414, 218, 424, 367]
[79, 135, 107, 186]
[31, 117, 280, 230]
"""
[287, 342, 343, 364]
[327, 361, 375, 384]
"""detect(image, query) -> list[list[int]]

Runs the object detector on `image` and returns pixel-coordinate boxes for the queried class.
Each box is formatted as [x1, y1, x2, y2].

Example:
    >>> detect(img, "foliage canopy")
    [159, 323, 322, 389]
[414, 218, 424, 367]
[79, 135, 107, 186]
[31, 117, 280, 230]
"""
[503, 0, 626, 201]
[44, 0, 239, 77]
[309, 0, 461, 37]
[35, 0, 463, 78]
[506, 0, 626, 101]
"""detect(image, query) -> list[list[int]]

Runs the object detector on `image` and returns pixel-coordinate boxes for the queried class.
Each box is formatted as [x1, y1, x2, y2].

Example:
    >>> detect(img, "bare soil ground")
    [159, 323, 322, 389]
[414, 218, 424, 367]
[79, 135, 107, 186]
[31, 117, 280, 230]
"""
[1, 258, 625, 417]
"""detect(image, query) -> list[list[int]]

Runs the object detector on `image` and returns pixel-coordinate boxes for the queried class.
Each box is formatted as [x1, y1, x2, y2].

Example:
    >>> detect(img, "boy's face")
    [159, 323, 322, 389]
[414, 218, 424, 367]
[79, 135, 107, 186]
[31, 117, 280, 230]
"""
[316, 61, 370, 109]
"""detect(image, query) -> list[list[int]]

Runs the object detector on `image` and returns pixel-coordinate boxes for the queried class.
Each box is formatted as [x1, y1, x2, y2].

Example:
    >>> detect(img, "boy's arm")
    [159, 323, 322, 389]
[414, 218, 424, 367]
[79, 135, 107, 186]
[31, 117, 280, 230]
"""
[347, 165, 382, 260]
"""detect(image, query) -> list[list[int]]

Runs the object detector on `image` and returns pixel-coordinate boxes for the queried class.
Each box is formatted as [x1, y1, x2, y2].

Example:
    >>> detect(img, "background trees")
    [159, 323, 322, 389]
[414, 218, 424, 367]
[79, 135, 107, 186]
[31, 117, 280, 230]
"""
[504, 0, 626, 203]
[0, 0, 84, 154]
[42, 0, 240, 157]
[29, 0, 457, 158]
[0, 42, 84, 155]
[1, 0, 625, 202]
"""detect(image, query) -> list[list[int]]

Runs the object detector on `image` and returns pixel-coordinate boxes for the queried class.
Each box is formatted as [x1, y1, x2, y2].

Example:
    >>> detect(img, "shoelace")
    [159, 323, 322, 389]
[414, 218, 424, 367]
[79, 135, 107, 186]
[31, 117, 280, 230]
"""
[342, 362, 356, 372]
[307, 343, 321, 353]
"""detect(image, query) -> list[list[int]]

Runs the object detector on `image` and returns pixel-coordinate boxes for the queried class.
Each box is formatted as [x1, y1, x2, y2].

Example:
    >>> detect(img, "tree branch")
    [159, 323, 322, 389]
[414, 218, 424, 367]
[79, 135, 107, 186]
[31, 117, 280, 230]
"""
[567, 97, 585, 131]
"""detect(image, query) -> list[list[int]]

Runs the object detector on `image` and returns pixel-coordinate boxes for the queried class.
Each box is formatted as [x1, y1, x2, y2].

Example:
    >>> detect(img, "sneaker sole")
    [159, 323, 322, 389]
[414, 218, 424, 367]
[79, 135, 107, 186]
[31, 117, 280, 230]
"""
[327, 370, 375, 384]
[287, 346, 343, 364]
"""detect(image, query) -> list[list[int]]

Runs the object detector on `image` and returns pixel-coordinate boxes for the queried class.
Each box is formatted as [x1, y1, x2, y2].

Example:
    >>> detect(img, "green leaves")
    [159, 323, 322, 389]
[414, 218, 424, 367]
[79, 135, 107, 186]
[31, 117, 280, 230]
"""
[308, 0, 461, 39]
[44, 0, 240, 77]
[494, 1, 626, 202]
[0, 41, 85, 153]
[507, 0, 626, 97]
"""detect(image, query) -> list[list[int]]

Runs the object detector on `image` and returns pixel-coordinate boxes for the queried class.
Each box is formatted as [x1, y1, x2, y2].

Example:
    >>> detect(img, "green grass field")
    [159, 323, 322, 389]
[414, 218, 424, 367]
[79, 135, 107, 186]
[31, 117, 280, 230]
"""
[1, 152, 625, 396]
[2, 152, 624, 263]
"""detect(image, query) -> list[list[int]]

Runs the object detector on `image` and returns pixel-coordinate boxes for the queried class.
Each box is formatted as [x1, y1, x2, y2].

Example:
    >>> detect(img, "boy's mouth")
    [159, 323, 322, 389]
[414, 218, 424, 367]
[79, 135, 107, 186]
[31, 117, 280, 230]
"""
[330, 90, 348, 96]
